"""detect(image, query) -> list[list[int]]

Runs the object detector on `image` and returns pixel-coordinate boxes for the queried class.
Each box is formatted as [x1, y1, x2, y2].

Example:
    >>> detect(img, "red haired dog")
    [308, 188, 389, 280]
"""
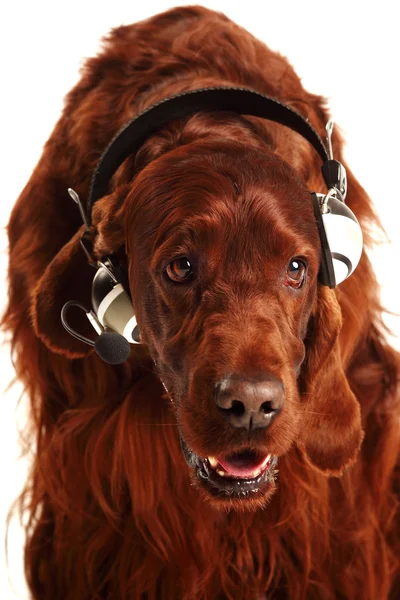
[3, 6, 399, 599]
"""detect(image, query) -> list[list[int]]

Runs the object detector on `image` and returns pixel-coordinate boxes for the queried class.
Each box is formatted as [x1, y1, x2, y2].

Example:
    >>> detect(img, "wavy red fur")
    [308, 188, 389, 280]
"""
[2, 6, 399, 599]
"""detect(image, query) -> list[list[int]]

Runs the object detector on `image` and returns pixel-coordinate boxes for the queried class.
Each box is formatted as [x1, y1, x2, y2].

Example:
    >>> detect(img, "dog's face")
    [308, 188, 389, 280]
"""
[123, 141, 362, 510]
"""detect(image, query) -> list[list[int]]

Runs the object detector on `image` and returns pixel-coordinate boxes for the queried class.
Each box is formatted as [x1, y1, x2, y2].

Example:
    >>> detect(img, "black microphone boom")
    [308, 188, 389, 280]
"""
[61, 301, 131, 364]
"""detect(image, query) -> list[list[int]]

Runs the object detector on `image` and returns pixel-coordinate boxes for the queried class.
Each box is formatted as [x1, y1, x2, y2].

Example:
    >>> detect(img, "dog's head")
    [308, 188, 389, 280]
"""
[32, 129, 363, 511]
[124, 140, 363, 509]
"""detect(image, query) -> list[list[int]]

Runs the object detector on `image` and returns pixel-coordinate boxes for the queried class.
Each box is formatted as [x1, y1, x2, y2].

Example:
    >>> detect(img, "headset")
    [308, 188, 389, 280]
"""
[61, 86, 363, 364]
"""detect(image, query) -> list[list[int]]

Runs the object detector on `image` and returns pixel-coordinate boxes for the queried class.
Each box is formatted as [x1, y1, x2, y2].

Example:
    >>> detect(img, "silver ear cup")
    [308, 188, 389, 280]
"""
[321, 195, 363, 285]
[92, 266, 140, 344]
[96, 284, 139, 343]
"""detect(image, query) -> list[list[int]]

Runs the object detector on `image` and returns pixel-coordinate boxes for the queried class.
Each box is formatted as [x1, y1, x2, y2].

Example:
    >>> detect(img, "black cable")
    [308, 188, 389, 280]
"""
[60, 301, 95, 347]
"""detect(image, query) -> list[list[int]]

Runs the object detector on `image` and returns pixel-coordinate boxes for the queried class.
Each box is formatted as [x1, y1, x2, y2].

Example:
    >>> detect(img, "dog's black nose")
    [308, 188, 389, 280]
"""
[214, 374, 284, 430]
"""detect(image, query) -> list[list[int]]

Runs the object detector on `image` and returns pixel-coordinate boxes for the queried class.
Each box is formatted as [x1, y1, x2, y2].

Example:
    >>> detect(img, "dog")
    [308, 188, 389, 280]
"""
[3, 5, 399, 599]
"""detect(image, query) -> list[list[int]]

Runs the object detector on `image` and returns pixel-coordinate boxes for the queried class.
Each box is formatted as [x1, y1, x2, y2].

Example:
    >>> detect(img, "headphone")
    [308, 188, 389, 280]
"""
[61, 86, 363, 364]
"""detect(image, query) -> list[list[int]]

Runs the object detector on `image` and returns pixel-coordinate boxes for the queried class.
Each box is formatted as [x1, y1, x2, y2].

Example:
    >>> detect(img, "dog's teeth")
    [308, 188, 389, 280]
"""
[208, 456, 218, 468]
[216, 468, 226, 477]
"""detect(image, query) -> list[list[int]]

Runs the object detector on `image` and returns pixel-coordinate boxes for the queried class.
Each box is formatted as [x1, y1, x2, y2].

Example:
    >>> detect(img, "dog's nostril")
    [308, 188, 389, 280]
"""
[215, 374, 285, 430]
[229, 400, 245, 416]
[260, 401, 275, 415]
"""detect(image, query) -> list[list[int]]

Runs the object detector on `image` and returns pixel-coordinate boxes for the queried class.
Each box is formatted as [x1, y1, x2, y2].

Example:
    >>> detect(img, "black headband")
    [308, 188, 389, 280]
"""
[86, 86, 331, 225]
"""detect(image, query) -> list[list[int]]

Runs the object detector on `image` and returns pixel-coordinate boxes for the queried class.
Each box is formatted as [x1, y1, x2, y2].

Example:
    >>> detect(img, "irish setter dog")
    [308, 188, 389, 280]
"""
[3, 6, 399, 599]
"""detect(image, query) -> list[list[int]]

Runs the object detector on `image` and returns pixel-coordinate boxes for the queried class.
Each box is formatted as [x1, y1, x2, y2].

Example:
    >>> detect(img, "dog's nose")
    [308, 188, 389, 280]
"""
[214, 374, 284, 430]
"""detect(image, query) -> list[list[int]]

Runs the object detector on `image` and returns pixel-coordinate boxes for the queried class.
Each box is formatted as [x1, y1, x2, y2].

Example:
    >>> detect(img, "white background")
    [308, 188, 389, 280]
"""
[1, 1, 399, 598]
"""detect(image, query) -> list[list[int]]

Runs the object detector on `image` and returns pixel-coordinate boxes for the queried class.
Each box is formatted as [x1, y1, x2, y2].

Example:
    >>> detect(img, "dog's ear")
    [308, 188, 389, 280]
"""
[298, 286, 364, 476]
[31, 227, 95, 358]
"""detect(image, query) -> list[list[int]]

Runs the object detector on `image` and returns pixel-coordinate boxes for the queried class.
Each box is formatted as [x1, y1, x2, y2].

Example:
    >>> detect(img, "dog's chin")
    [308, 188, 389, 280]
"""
[180, 437, 279, 511]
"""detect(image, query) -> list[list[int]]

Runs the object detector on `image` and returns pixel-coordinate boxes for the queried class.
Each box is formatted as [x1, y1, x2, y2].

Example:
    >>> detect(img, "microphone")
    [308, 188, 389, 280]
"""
[61, 301, 131, 364]
[94, 330, 130, 364]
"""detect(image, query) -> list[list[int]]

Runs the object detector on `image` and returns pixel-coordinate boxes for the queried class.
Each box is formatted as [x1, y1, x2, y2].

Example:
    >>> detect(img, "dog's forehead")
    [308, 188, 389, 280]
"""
[148, 177, 318, 260]
[128, 144, 320, 264]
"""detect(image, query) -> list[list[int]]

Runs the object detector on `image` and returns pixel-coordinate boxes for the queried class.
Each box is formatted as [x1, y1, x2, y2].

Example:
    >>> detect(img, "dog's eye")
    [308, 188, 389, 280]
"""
[285, 258, 306, 289]
[165, 257, 193, 283]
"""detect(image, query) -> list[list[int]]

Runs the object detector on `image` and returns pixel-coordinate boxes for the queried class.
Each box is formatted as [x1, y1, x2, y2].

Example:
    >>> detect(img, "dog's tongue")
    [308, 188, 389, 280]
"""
[217, 452, 270, 478]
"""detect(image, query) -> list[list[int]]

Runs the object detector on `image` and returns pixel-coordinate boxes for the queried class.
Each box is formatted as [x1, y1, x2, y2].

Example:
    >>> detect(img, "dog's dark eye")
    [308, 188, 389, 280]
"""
[285, 258, 306, 289]
[165, 257, 193, 283]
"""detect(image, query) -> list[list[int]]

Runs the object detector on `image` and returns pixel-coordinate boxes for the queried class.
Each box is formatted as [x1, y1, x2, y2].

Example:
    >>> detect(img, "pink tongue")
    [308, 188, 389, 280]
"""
[217, 453, 270, 478]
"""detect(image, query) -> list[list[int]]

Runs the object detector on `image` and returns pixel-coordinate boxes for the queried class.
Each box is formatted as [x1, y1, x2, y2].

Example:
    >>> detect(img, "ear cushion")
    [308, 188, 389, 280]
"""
[31, 228, 96, 358]
[321, 197, 363, 285]
[312, 192, 336, 288]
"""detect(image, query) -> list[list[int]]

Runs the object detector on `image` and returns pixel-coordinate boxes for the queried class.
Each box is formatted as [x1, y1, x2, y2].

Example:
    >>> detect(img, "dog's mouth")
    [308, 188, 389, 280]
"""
[180, 437, 278, 497]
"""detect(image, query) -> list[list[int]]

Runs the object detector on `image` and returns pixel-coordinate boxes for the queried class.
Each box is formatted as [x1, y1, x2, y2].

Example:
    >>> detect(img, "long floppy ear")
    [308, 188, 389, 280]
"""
[298, 285, 364, 476]
[31, 227, 96, 358]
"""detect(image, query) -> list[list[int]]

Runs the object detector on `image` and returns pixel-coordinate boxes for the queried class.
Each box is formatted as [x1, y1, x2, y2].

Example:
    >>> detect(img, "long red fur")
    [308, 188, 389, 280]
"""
[2, 6, 399, 599]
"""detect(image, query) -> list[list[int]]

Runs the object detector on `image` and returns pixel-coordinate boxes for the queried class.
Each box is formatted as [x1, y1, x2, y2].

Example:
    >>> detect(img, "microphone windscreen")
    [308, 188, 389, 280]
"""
[94, 331, 130, 364]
